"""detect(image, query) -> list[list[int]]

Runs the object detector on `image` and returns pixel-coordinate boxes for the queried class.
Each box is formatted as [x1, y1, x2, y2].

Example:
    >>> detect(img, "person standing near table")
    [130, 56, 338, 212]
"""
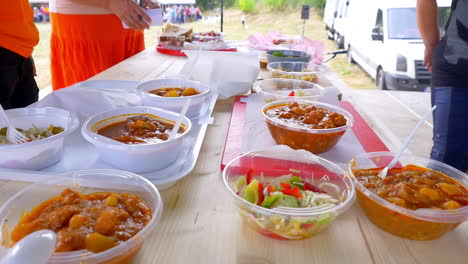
[417, 0, 468, 172]
[0, 0, 39, 109]
[49, 0, 157, 90]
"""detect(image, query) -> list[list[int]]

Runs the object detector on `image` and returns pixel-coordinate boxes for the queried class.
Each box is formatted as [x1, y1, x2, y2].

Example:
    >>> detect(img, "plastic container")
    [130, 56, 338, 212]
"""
[158, 35, 186, 49]
[0, 169, 163, 264]
[82, 106, 192, 173]
[0, 107, 79, 170]
[253, 78, 325, 103]
[223, 146, 355, 240]
[267, 61, 326, 83]
[192, 31, 224, 42]
[349, 152, 468, 240]
[262, 100, 354, 154]
[136, 79, 210, 118]
[266, 50, 311, 64]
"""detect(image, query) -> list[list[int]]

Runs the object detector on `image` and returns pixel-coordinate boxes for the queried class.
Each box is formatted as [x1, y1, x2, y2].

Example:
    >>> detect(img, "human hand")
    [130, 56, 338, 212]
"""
[107, 0, 151, 30]
[142, 0, 159, 9]
[423, 43, 436, 72]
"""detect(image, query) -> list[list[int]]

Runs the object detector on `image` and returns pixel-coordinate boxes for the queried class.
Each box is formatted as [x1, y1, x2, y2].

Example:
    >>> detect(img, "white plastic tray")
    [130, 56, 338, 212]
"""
[0, 80, 215, 190]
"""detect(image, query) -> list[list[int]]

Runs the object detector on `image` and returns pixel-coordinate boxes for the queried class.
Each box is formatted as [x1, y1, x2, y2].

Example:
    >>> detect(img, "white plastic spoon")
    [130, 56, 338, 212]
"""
[1, 230, 56, 264]
[378, 105, 437, 179]
[168, 98, 191, 141]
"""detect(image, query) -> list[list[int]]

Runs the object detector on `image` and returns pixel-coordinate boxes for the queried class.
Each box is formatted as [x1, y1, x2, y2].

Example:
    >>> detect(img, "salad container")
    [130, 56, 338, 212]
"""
[267, 61, 326, 83]
[262, 100, 354, 154]
[253, 78, 325, 103]
[266, 50, 311, 63]
[82, 106, 192, 173]
[349, 152, 468, 240]
[136, 79, 211, 118]
[0, 169, 163, 264]
[223, 146, 355, 240]
[0, 107, 79, 170]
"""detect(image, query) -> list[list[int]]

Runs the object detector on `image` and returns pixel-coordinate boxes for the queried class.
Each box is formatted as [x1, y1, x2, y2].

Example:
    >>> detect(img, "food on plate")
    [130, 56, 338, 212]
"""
[263, 101, 352, 154]
[272, 67, 318, 83]
[0, 125, 64, 145]
[354, 164, 468, 210]
[271, 51, 300, 58]
[265, 102, 347, 129]
[159, 23, 193, 47]
[233, 172, 341, 239]
[10, 188, 152, 253]
[149, 87, 200, 97]
[97, 115, 185, 144]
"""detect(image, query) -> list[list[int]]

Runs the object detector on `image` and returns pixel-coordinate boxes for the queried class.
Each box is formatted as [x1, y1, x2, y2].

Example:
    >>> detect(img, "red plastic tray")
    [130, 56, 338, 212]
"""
[156, 44, 237, 57]
[220, 97, 390, 170]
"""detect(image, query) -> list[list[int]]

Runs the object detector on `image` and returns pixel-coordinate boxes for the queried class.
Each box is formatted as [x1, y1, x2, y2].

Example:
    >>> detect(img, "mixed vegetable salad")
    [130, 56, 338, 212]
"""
[233, 171, 340, 239]
[0, 125, 64, 145]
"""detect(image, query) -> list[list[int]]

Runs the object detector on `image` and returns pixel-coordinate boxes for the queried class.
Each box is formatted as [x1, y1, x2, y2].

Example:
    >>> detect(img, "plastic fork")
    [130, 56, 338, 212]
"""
[0, 105, 29, 144]
[378, 105, 437, 179]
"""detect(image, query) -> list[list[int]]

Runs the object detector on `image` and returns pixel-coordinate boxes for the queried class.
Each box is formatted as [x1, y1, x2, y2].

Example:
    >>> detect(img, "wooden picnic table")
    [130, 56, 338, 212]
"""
[1, 47, 467, 264]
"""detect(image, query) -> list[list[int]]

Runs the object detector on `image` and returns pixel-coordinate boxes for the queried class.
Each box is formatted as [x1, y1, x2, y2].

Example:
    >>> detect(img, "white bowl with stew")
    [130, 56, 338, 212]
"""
[0, 107, 79, 170]
[0, 169, 163, 264]
[136, 79, 211, 118]
[82, 106, 192, 173]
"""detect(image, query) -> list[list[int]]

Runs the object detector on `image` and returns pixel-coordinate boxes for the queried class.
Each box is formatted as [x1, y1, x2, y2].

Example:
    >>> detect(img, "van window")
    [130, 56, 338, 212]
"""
[388, 7, 451, 39]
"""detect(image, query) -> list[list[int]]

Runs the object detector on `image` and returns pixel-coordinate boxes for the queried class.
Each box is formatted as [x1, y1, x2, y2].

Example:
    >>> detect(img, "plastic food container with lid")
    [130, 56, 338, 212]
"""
[253, 78, 325, 103]
[0, 107, 80, 170]
[266, 50, 311, 64]
[0, 169, 163, 264]
[192, 31, 224, 42]
[82, 106, 192, 173]
[349, 152, 468, 240]
[262, 99, 354, 154]
[136, 79, 211, 118]
[223, 146, 355, 240]
[267, 61, 326, 83]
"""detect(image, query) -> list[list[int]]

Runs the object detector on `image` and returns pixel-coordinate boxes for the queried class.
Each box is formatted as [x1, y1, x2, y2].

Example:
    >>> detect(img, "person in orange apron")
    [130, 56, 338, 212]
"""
[50, 0, 157, 90]
[0, 0, 39, 109]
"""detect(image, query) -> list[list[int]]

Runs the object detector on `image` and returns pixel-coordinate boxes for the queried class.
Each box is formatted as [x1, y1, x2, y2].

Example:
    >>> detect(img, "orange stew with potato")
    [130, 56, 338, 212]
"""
[149, 87, 200, 97]
[97, 115, 184, 144]
[355, 165, 468, 210]
[265, 102, 347, 129]
[11, 189, 152, 253]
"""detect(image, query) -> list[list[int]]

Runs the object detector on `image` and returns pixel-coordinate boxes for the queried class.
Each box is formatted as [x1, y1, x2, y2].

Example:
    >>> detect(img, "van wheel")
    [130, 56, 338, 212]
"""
[347, 46, 355, 64]
[376, 68, 388, 90]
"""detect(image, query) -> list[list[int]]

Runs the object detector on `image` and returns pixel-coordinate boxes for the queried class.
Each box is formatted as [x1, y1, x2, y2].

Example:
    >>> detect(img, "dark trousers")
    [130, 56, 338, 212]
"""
[0, 47, 39, 110]
[431, 87, 468, 172]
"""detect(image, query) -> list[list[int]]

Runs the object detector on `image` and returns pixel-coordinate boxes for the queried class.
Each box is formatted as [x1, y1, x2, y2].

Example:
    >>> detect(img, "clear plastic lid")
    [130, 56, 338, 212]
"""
[253, 78, 325, 101]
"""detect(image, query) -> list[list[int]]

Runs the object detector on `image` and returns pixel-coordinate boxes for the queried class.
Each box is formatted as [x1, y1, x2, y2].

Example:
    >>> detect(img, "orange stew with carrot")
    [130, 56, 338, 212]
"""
[149, 87, 200, 97]
[97, 115, 184, 144]
[11, 189, 152, 253]
[265, 102, 347, 129]
[355, 165, 468, 210]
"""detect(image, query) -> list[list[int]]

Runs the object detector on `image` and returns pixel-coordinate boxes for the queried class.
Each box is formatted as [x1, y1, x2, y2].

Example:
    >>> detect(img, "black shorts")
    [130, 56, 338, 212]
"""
[0, 47, 39, 110]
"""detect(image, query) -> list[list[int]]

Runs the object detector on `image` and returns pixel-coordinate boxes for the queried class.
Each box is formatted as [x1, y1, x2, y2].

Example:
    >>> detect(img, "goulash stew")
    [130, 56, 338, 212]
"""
[149, 87, 200, 97]
[11, 189, 152, 253]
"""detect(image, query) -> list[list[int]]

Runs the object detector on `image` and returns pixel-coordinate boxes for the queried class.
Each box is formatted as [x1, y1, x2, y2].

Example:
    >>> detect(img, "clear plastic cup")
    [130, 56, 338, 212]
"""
[0, 169, 163, 264]
[136, 79, 211, 118]
[253, 78, 325, 104]
[349, 152, 468, 240]
[262, 100, 354, 154]
[223, 146, 355, 240]
[267, 61, 325, 83]
[82, 106, 192, 173]
[0, 107, 79, 170]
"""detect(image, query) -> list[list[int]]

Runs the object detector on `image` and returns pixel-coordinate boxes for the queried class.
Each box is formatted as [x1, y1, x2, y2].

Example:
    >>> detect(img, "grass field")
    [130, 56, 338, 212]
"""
[32, 8, 375, 90]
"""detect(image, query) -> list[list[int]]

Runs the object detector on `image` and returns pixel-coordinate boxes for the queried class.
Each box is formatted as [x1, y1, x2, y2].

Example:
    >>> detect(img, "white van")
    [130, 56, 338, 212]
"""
[323, 0, 342, 40]
[342, 0, 451, 91]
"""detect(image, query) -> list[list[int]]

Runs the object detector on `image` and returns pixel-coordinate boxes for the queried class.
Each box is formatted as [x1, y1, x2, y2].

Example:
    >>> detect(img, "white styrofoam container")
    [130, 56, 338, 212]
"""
[0, 107, 79, 170]
[82, 106, 192, 173]
[136, 79, 210, 118]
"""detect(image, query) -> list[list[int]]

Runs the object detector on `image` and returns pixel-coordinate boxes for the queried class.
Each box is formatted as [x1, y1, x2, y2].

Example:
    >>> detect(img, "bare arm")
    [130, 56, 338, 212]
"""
[70, 0, 154, 30]
[416, 0, 440, 71]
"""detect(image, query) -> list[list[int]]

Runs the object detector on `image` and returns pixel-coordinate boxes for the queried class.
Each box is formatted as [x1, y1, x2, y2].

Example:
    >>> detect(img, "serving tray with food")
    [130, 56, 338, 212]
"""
[0, 80, 216, 190]
[156, 23, 238, 56]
